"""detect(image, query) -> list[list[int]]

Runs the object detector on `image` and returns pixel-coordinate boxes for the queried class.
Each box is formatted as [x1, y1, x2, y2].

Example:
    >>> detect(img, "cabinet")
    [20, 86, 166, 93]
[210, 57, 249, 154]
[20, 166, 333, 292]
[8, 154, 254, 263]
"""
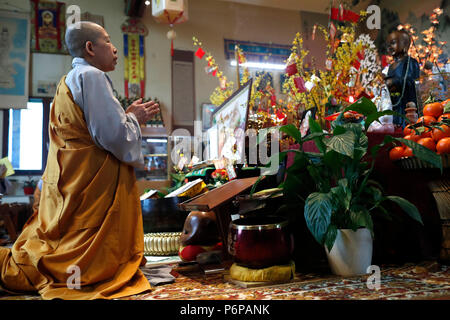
[135, 126, 171, 194]
[136, 127, 169, 180]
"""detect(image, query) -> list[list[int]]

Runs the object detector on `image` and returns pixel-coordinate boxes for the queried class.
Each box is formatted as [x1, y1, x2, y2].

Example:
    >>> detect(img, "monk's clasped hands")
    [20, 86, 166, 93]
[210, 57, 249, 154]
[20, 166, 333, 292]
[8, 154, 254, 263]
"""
[126, 98, 160, 125]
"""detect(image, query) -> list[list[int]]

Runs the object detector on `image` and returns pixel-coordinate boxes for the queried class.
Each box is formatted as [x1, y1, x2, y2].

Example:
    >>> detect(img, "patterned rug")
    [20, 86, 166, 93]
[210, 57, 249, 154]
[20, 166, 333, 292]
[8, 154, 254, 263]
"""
[124, 261, 450, 300]
[1, 261, 449, 300]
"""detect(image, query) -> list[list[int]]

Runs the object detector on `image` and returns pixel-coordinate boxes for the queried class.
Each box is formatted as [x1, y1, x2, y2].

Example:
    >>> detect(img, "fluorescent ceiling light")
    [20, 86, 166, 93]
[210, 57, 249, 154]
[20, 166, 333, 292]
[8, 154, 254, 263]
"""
[230, 60, 285, 70]
[146, 138, 167, 143]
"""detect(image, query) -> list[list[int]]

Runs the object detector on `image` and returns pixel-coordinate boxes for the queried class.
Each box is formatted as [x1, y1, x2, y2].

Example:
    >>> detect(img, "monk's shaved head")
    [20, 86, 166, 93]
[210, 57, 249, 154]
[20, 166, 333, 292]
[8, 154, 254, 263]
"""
[65, 21, 105, 58]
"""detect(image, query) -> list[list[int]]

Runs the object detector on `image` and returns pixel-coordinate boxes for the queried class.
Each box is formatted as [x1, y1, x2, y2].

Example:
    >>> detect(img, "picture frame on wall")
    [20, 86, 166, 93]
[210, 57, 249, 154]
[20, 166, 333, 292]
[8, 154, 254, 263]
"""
[0, 10, 30, 109]
[210, 79, 252, 163]
[31, 52, 72, 97]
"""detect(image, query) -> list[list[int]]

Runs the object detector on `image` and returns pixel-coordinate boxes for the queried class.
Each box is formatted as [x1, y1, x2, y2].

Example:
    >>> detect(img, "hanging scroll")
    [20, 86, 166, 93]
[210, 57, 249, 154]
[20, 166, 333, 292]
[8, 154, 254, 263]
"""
[30, 0, 67, 54]
[121, 18, 148, 98]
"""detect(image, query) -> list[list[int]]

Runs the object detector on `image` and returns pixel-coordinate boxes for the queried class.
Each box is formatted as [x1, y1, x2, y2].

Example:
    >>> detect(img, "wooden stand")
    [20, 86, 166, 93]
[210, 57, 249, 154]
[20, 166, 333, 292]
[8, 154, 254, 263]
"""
[178, 177, 261, 260]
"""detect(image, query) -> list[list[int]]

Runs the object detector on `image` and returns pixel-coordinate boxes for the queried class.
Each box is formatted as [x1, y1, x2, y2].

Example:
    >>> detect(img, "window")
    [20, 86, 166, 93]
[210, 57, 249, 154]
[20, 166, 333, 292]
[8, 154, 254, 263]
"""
[2, 98, 51, 175]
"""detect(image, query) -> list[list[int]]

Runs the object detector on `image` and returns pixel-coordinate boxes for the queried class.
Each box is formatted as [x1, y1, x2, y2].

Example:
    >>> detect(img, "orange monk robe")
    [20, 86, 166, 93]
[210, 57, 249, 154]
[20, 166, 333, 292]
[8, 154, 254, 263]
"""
[0, 77, 152, 299]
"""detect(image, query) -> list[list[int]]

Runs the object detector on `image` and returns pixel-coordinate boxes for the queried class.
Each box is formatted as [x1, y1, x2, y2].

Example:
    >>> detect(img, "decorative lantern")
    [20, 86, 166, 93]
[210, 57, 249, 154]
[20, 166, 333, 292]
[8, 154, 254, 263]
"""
[151, 0, 188, 56]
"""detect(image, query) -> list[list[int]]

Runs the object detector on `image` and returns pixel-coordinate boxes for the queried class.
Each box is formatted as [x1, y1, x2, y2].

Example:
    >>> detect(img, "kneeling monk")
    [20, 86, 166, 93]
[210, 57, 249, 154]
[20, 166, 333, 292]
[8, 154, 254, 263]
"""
[0, 22, 159, 299]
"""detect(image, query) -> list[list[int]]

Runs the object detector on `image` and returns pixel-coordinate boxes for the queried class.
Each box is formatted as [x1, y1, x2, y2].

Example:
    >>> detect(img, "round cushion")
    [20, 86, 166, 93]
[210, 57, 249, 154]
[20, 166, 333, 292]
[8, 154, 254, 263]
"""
[229, 261, 295, 282]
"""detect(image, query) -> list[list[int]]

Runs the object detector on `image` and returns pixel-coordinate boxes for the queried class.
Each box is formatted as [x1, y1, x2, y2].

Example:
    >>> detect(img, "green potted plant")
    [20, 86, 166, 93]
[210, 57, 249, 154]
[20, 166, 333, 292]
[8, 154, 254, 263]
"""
[265, 97, 443, 275]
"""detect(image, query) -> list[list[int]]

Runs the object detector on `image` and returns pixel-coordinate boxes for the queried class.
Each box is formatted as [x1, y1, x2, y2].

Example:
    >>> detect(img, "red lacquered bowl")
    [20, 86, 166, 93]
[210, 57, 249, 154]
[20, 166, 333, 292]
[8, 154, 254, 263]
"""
[228, 216, 294, 268]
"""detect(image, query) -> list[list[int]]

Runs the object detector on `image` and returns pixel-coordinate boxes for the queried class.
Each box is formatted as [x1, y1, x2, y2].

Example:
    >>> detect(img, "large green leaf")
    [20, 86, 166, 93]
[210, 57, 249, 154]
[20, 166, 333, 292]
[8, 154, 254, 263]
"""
[349, 210, 374, 235]
[330, 179, 352, 212]
[324, 130, 356, 158]
[308, 117, 327, 153]
[344, 96, 377, 116]
[304, 192, 333, 245]
[323, 150, 344, 175]
[393, 137, 443, 172]
[279, 124, 303, 143]
[385, 195, 423, 225]
[324, 224, 338, 252]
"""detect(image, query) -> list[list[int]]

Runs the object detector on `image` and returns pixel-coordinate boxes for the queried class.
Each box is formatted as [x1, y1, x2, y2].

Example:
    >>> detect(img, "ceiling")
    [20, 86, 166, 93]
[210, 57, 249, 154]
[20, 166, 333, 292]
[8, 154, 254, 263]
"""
[216, 0, 339, 14]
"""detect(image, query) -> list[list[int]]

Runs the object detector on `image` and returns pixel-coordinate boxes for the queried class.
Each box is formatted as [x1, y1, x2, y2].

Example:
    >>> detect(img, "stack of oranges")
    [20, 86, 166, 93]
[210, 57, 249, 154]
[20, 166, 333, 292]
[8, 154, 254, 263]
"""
[389, 99, 450, 161]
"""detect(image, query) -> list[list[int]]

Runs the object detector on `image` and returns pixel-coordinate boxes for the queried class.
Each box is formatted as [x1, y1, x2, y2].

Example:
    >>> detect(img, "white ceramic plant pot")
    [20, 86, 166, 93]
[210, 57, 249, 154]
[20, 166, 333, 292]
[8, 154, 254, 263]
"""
[325, 228, 373, 276]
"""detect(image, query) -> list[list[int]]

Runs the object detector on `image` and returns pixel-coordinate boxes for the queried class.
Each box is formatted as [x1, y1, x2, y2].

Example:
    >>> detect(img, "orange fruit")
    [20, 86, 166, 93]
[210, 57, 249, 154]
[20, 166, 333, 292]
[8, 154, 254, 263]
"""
[419, 128, 433, 139]
[403, 146, 414, 157]
[417, 137, 436, 151]
[436, 137, 450, 154]
[404, 134, 419, 142]
[403, 124, 415, 136]
[442, 99, 450, 106]
[417, 115, 437, 126]
[423, 102, 443, 118]
[432, 125, 450, 142]
[389, 146, 405, 161]
[438, 113, 450, 122]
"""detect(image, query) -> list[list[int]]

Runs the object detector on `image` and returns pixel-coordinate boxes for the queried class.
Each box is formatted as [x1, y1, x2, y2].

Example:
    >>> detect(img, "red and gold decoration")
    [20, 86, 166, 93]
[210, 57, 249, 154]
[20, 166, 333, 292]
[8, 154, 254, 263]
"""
[122, 18, 148, 98]
[151, 0, 188, 56]
[30, 0, 66, 53]
[193, 36, 236, 107]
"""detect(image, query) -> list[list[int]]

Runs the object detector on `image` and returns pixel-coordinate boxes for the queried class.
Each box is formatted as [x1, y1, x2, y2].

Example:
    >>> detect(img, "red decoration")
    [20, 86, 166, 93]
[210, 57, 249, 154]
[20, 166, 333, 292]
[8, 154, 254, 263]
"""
[330, 8, 360, 23]
[294, 77, 306, 93]
[381, 55, 389, 68]
[212, 68, 217, 77]
[345, 10, 360, 23]
[329, 22, 337, 40]
[357, 50, 365, 61]
[276, 110, 286, 120]
[352, 59, 361, 70]
[357, 91, 372, 100]
[195, 47, 205, 59]
[271, 95, 277, 106]
[285, 63, 298, 76]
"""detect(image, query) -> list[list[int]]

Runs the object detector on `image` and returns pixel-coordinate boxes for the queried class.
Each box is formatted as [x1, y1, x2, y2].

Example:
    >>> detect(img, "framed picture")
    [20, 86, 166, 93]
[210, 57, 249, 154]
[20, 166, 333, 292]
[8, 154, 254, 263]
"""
[0, 10, 30, 109]
[31, 52, 72, 97]
[201, 103, 217, 131]
[210, 79, 252, 163]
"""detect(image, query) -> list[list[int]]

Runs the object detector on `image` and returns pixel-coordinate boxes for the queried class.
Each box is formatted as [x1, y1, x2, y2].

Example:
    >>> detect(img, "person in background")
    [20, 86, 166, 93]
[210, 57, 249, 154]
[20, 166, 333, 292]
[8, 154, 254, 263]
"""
[0, 21, 159, 299]
[384, 29, 420, 129]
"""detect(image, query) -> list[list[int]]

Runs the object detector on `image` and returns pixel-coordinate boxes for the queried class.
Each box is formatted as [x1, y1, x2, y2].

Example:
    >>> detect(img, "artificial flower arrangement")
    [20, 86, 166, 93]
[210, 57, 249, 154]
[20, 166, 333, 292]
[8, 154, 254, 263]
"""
[192, 37, 300, 131]
[211, 169, 229, 185]
[282, 12, 383, 129]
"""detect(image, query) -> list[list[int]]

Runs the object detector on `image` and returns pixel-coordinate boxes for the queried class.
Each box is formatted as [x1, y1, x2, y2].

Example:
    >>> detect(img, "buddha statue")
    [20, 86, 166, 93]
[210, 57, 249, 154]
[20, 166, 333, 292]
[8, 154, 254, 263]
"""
[384, 30, 420, 128]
